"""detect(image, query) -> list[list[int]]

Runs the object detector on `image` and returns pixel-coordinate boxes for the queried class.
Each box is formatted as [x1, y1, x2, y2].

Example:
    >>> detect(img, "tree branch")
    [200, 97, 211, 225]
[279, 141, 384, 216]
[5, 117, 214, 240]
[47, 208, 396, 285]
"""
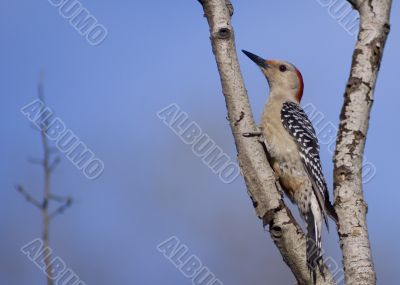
[16, 73, 73, 285]
[16, 185, 42, 209]
[38, 74, 55, 285]
[198, 1, 335, 283]
[334, 1, 392, 284]
[49, 197, 73, 220]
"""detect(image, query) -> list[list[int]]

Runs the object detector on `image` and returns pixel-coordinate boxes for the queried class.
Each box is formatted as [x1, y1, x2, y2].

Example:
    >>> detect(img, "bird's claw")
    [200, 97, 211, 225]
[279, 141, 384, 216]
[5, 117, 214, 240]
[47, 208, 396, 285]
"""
[243, 128, 267, 146]
[242, 131, 263, 137]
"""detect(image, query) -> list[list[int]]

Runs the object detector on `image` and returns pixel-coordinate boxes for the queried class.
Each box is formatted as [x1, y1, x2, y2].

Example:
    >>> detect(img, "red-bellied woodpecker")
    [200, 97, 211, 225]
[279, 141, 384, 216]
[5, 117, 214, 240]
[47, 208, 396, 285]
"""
[242, 50, 337, 282]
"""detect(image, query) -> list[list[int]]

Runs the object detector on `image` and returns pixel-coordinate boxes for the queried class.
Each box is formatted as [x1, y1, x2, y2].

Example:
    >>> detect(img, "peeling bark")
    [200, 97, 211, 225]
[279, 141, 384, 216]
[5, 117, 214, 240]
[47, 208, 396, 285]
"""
[198, 0, 336, 284]
[334, 1, 392, 284]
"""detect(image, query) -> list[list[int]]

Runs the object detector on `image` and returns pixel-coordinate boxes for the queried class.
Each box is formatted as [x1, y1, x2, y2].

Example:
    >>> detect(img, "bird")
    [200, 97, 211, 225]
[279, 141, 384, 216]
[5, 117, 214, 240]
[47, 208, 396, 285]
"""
[242, 49, 337, 283]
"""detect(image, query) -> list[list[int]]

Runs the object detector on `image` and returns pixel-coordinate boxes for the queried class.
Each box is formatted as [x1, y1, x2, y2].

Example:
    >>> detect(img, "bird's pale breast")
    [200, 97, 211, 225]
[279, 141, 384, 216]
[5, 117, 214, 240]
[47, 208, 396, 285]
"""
[262, 100, 310, 202]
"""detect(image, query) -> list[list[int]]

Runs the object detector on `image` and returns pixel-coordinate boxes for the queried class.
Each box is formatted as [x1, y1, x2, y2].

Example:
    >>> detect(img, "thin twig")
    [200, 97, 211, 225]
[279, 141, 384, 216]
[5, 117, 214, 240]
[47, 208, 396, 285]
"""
[38, 74, 54, 285]
[49, 197, 73, 220]
[15, 185, 42, 209]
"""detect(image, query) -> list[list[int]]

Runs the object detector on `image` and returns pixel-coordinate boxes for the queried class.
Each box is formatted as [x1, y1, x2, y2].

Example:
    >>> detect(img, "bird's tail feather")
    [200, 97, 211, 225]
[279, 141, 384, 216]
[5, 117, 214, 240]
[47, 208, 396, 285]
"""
[306, 211, 324, 284]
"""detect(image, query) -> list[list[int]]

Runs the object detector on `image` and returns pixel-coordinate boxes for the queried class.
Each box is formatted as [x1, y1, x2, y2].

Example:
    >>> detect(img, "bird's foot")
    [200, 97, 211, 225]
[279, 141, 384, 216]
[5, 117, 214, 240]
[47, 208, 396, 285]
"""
[243, 127, 265, 144]
[242, 131, 262, 137]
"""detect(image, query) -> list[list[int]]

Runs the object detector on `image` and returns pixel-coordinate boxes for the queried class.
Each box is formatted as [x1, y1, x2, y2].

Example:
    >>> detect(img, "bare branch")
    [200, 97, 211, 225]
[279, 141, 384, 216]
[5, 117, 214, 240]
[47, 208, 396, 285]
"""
[37, 73, 55, 285]
[18, 72, 73, 285]
[49, 197, 73, 220]
[334, 1, 392, 284]
[198, 1, 335, 284]
[15, 185, 42, 209]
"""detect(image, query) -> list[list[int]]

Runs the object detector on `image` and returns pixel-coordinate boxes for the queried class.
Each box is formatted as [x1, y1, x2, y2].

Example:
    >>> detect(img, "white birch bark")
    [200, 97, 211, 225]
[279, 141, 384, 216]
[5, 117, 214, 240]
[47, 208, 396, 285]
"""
[334, 1, 392, 284]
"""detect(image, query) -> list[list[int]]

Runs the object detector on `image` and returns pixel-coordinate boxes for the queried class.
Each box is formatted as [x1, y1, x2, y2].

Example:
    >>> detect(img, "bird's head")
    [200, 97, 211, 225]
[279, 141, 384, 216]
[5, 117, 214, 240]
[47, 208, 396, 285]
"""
[242, 50, 304, 102]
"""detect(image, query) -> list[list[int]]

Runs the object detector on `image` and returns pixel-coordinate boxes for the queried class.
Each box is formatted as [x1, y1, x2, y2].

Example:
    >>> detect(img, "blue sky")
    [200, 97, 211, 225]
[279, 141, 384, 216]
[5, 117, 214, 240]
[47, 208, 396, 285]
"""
[1, 1, 399, 284]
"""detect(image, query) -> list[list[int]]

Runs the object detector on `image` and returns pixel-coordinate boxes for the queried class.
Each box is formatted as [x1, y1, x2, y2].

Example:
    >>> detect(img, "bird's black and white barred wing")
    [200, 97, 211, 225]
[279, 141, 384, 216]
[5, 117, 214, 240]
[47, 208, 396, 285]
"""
[280, 101, 332, 227]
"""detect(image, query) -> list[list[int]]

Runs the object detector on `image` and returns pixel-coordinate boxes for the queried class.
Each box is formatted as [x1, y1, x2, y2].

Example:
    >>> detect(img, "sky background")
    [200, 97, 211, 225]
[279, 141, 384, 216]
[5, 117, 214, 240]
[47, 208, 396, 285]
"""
[1, 0, 399, 284]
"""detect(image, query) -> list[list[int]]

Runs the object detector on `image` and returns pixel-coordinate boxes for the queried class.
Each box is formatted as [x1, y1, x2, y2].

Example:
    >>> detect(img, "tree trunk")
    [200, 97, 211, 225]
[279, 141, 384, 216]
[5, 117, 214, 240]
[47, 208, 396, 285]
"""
[334, 1, 392, 284]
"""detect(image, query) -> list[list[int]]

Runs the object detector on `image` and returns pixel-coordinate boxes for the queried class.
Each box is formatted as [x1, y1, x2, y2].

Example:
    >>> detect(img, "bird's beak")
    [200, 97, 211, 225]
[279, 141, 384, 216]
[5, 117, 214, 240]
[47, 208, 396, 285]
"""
[242, 50, 268, 69]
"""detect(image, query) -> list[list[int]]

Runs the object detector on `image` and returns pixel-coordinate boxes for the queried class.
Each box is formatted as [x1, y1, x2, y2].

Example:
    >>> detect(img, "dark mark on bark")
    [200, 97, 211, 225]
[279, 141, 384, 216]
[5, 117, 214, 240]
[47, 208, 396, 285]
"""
[217, 28, 231, 39]
[234, 111, 244, 126]
[334, 165, 353, 184]
[262, 203, 284, 228]
[383, 23, 391, 34]
[354, 130, 365, 141]
[346, 129, 364, 154]
[339, 95, 351, 123]
[250, 195, 258, 209]
[263, 210, 276, 228]
[225, 0, 234, 16]
[337, 75, 365, 151]
[368, 38, 382, 70]
[366, 23, 390, 72]
[333, 196, 342, 209]
[367, 0, 376, 17]
[347, 77, 363, 94]
[271, 225, 282, 239]
[356, 199, 368, 213]
[351, 48, 363, 67]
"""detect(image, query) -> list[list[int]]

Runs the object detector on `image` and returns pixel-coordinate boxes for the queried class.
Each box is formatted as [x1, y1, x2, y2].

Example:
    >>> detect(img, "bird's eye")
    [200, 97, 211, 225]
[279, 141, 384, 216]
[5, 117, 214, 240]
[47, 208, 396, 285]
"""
[279, 65, 287, 72]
